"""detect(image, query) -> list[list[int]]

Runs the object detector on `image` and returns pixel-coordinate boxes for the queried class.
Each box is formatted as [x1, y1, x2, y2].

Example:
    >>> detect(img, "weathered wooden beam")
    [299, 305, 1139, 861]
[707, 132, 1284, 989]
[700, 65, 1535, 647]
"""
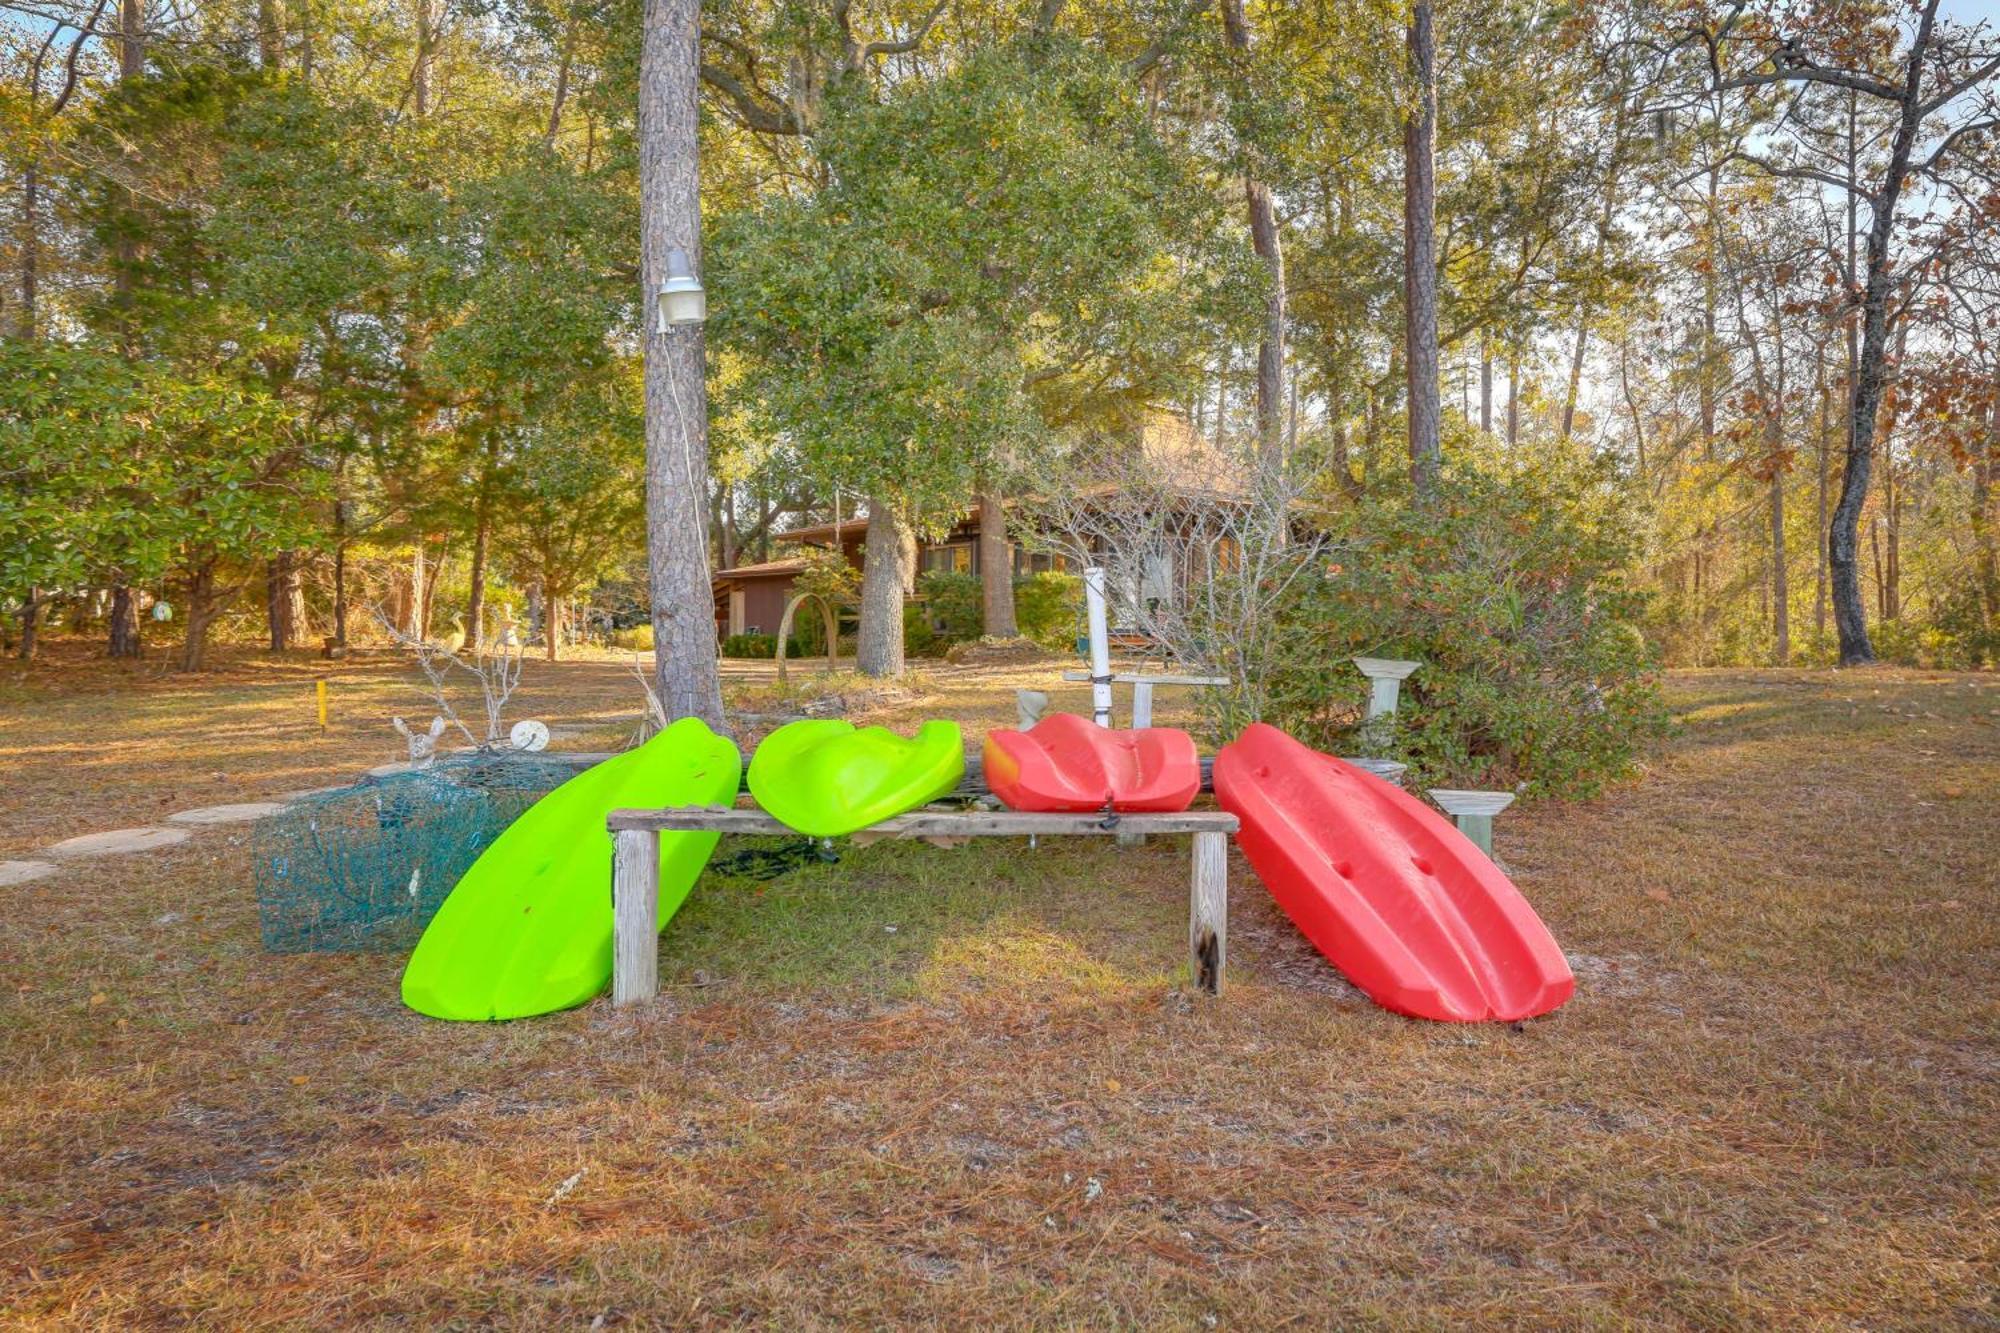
[1189, 830, 1228, 995]
[607, 806, 1239, 836]
[611, 827, 661, 1006]
[1059, 670, 1231, 688]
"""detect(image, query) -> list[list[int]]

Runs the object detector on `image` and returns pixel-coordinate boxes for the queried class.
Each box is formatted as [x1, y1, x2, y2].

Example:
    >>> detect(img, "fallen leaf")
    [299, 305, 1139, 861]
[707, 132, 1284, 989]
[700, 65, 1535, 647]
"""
[1644, 888, 1673, 903]
[290, 1074, 310, 1086]
[1941, 787, 1964, 799]
[1105, 1078, 1123, 1094]
[88, 992, 108, 1007]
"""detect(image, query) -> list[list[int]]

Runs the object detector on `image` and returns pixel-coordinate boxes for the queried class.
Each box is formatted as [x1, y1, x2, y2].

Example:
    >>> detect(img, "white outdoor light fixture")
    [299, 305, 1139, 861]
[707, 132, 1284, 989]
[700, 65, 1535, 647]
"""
[655, 244, 706, 331]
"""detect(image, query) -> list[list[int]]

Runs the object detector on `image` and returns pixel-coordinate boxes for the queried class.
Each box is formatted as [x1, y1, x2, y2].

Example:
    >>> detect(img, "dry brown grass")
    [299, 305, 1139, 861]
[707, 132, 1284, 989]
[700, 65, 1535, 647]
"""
[1, 645, 1995, 1328]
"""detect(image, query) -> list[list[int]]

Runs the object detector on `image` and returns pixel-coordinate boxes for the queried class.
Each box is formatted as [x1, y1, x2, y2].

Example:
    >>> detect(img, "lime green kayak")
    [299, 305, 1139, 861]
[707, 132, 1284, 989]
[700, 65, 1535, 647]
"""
[747, 719, 965, 838]
[401, 716, 741, 1021]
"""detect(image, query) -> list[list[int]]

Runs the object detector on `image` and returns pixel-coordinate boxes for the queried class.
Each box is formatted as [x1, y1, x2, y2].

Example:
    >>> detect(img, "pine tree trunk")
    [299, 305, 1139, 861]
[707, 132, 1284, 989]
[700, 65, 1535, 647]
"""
[1974, 375, 2000, 654]
[639, 0, 725, 727]
[1480, 338, 1492, 435]
[108, 585, 140, 658]
[1771, 462, 1789, 666]
[1506, 354, 1519, 447]
[267, 552, 294, 651]
[546, 594, 562, 662]
[465, 504, 490, 651]
[857, 496, 910, 678]
[1402, 0, 1440, 493]
[331, 501, 348, 649]
[257, 0, 284, 67]
[18, 161, 38, 339]
[978, 484, 1017, 638]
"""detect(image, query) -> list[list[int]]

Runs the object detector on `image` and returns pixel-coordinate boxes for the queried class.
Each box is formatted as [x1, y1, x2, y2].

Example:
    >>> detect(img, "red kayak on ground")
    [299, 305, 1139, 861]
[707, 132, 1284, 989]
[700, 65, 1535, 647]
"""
[983, 713, 1201, 813]
[1214, 723, 1573, 1023]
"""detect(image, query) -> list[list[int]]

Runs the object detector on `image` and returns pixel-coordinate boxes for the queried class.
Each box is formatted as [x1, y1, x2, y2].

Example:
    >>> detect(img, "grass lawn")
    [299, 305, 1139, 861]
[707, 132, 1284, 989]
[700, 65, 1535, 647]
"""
[1, 643, 1995, 1326]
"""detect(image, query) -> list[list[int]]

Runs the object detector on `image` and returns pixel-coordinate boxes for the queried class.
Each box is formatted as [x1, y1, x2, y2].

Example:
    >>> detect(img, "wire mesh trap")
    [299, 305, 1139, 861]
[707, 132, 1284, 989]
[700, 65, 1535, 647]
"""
[252, 751, 582, 953]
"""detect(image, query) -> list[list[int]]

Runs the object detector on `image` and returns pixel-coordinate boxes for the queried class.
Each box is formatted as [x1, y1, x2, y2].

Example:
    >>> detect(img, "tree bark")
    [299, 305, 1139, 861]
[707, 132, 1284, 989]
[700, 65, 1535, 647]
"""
[257, 0, 284, 68]
[18, 161, 38, 339]
[1821, 6, 1945, 665]
[640, 0, 725, 727]
[466, 504, 490, 651]
[1971, 378, 1999, 655]
[546, 594, 562, 661]
[1479, 337, 1492, 435]
[177, 563, 227, 672]
[1770, 459, 1788, 666]
[108, 584, 141, 658]
[412, 0, 434, 117]
[1815, 366, 1830, 647]
[1403, 0, 1440, 494]
[266, 550, 302, 651]
[978, 483, 1017, 637]
[857, 496, 911, 678]
[331, 495, 348, 648]
[15, 593, 38, 661]
[405, 541, 427, 639]
[119, 0, 144, 77]
[1220, 0, 1285, 467]
[1506, 352, 1519, 447]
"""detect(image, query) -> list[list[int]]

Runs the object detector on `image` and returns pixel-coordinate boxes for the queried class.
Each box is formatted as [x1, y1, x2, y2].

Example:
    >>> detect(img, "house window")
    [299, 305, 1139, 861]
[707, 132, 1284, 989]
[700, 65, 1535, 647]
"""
[1013, 549, 1067, 575]
[921, 543, 972, 574]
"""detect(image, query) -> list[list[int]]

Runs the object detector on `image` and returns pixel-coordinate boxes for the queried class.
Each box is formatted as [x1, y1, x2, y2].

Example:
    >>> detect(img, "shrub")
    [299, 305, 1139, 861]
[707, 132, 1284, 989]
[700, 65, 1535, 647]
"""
[610, 623, 653, 652]
[722, 632, 778, 659]
[1261, 466, 1666, 799]
[1014, 570, 1082, 648]
[913, 570, 983, 651]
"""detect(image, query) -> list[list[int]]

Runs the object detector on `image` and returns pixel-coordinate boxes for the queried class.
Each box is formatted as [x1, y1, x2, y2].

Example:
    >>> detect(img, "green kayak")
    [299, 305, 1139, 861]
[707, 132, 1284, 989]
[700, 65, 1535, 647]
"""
[747, 719, 965, 838]
[401, 716, 741, 1021]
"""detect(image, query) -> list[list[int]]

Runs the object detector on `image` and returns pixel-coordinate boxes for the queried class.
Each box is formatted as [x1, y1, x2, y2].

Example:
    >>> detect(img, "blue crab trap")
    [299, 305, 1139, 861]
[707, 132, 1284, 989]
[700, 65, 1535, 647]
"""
[252, 750, 583, 953]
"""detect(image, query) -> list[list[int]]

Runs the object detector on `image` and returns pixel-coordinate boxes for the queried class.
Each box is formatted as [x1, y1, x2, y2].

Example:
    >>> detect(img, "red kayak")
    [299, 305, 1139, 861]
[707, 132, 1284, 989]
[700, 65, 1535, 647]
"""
[983, 713, 1201, 813]
[1214, 723, 1573, 1022]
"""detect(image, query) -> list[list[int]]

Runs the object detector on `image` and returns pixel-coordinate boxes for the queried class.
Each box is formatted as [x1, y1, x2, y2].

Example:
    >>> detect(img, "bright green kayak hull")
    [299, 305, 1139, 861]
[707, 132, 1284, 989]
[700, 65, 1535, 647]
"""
[401, 716, 742, 1021]
[747, 719, 965, 838]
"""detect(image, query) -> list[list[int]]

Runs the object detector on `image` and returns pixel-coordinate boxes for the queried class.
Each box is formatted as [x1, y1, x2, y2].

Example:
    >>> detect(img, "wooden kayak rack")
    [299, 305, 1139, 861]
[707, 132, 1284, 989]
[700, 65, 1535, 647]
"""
[606, 765, 1239, 1009]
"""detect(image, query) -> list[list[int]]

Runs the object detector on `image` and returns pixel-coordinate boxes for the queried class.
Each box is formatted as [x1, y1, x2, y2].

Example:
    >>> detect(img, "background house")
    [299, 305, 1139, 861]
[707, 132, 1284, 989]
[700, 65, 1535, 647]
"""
[710, 416, 1240, 641]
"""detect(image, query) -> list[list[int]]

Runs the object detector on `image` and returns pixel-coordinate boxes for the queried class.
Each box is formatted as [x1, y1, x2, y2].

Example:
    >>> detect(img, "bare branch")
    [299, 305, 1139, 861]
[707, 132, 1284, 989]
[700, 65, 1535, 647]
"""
[855, 0, 951, 61]
[699, 59, 803, 135]
[1918, 115, 2000, 174]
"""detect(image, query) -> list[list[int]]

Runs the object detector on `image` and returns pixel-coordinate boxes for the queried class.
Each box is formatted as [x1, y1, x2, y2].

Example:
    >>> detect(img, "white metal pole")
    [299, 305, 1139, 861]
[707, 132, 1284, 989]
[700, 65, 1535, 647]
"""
[1083, 565, 1114, 727]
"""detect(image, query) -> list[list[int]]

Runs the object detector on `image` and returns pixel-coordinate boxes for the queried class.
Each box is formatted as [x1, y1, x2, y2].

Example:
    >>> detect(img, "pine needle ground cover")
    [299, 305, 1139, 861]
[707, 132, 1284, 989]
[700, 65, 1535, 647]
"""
[1, 650, 1995, 1326]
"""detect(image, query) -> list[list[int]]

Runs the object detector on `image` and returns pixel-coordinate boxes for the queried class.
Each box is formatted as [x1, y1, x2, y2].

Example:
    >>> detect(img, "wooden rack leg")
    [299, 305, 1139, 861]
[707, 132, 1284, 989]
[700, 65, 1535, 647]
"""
[612, 828, 661, 1007]
[1189, 830, 1227, 995]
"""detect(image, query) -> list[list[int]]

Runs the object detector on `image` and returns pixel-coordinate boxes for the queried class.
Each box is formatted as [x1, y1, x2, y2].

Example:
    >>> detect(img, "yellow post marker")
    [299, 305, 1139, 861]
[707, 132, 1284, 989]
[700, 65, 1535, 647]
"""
[316, 678, 329, 733]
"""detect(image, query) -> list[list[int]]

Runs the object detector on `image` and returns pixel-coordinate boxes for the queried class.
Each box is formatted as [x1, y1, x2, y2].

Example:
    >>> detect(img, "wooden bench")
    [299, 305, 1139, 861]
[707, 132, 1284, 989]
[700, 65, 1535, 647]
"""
[606, 805, 1240, 1007]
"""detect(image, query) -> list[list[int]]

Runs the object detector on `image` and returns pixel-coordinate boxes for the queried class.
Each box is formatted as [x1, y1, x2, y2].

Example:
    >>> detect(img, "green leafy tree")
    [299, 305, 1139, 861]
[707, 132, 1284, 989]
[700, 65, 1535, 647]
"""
[716, 38, 1222, 676]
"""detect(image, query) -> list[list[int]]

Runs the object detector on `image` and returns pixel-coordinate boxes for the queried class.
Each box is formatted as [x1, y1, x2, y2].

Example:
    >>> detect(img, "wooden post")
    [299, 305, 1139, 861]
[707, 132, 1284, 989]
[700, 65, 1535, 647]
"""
[611, 828, 661, 1006]
[1189, 831, 1227, 995]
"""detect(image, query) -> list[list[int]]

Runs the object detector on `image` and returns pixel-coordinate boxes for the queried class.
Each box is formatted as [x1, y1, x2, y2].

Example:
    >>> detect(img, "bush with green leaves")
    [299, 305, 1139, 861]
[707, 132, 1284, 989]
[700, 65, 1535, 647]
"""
[1261, 466, 1666, 799]
[915, 571, 983, 650]
[722, 632, 779, 659]
[1013, 571, 1083, 648]
[611, 624, 653, 653]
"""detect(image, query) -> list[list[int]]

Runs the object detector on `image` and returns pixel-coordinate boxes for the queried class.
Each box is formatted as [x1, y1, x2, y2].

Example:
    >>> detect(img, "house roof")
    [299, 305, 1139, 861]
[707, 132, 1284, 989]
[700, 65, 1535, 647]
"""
[712, 556, 808, 581]
[771, 517, 874, 546]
